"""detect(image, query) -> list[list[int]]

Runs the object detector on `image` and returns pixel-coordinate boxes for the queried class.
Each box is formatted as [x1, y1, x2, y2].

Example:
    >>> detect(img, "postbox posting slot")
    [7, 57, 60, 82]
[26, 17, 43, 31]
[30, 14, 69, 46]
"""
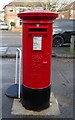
[28, 28, 48, 36]
[29, 28, 47, 32]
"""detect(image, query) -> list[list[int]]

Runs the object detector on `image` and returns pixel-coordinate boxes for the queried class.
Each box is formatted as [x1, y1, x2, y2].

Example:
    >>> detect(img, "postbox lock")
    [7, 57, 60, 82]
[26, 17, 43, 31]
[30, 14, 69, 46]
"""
[36, 24, 40, 28]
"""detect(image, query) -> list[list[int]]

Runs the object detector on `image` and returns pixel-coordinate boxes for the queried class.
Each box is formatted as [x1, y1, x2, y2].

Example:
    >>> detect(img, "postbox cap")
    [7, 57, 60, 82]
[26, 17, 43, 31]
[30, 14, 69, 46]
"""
[18, 10, 58, 21]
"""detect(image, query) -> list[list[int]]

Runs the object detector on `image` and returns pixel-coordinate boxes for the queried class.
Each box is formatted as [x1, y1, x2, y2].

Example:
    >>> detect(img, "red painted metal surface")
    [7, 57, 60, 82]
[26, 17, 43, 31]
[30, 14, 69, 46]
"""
[18, 10, 58, 89]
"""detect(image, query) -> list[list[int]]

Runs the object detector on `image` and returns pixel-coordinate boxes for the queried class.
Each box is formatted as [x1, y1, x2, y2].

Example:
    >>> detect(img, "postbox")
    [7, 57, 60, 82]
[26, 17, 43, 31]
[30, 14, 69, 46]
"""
[18, 10, 58, 110]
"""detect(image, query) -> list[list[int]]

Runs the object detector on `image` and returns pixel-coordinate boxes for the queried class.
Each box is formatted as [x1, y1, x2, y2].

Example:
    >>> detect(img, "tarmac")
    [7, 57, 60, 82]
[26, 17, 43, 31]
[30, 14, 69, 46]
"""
[0, 46, 75, 58]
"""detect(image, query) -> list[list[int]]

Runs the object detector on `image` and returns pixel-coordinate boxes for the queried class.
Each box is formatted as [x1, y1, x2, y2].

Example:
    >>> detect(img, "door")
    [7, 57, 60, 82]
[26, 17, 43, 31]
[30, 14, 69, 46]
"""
[8, 19, 14, 29]
[31, 33, 50, 88]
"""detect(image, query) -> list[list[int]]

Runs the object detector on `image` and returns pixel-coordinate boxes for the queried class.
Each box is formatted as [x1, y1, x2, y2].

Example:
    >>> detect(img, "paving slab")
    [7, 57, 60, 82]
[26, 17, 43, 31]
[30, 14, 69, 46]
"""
[11, 92, 60, 116]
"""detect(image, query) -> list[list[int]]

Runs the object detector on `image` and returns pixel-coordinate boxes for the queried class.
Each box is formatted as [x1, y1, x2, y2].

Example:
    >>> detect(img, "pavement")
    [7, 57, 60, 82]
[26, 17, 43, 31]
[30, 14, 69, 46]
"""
[0, 46, 75, 58]
[53, 47, 75, 58]
[11, 92, 60, 116]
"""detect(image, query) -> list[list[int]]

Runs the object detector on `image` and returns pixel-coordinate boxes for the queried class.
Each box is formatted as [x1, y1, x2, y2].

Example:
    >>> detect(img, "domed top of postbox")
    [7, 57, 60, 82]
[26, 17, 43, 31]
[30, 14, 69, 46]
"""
[17, 10, 58, 22]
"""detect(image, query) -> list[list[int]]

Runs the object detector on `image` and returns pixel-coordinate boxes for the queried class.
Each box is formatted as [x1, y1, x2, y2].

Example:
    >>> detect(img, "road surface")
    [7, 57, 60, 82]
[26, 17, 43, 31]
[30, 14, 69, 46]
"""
[0, 30, 22, 47]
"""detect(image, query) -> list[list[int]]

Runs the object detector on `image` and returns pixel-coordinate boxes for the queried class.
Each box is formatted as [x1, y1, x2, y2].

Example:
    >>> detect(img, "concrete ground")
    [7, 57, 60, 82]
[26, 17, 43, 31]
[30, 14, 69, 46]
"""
[11, 92, 60, 116]
[1, 58, 73, 119]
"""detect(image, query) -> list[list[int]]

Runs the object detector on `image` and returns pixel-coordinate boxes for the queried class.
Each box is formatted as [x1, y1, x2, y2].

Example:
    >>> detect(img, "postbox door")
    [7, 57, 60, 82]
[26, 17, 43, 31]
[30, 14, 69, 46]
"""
[32, 33, 51, 88]
[23, 32, 52, 89]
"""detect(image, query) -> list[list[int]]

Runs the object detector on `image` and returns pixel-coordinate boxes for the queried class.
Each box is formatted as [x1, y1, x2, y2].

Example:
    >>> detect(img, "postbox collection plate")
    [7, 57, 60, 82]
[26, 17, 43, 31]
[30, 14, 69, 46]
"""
[33, 36, 42, 50]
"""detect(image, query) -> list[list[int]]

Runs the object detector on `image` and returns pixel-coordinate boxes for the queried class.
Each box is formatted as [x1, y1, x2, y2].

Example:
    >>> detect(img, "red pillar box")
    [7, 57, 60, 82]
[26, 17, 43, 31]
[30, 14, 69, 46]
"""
[18, 11, 58, 111]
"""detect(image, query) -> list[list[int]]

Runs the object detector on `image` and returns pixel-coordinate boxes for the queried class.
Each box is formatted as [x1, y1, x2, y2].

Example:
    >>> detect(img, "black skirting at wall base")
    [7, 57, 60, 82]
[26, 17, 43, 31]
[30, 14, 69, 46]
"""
[21, 85, 51, 111]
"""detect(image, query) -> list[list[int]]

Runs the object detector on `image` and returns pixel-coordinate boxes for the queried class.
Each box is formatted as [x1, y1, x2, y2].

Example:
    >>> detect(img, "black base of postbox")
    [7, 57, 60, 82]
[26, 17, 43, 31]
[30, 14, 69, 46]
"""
[21, 85, 51, 111]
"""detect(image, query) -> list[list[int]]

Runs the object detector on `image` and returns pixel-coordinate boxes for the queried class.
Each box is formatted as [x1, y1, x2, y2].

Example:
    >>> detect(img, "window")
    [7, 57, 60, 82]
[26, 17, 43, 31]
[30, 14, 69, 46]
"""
[61, 14, 64, 18]
[16, 8, 19, 13]
[19, 19, 22, 25]
[16, 20, 19, 26]
[8, 8, 14, 12]
[70, 10, 75, 15]
[19, 8, 26, 12]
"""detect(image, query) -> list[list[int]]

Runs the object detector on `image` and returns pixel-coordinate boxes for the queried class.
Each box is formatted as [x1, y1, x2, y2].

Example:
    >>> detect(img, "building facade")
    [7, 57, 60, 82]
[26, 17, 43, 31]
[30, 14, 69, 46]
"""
[4, 2, 44, 31]
[58, 1, 75, 19]
[0, 11, 4, 22]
